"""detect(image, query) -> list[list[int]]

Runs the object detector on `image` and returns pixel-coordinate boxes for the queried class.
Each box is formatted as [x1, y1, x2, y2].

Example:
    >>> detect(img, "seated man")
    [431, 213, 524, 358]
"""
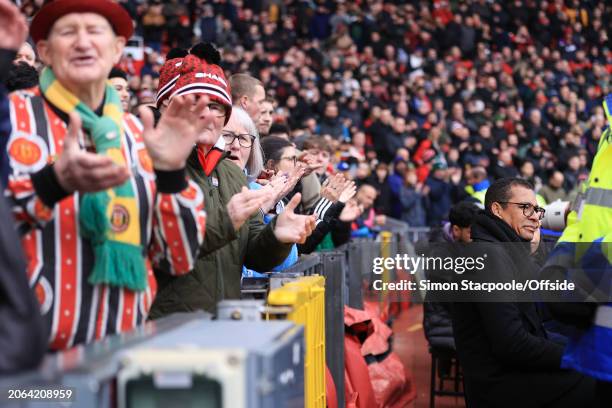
[451, 178, 595, 407]
[423, 201, 479, 351]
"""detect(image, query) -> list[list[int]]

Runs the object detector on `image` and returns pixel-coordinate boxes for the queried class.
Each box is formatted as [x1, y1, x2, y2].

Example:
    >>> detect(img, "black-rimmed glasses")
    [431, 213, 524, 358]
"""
[222, 131, 255, 148]
[206, 102, 227, 118]
[498, 201, 546, 220]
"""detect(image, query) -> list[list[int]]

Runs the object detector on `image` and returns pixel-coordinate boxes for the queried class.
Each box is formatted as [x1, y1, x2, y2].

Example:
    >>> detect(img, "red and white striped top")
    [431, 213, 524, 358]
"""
[5, 91, 206, 350]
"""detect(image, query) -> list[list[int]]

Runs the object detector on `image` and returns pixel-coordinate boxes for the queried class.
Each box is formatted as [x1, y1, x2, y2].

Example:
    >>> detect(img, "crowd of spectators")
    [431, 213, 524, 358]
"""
[1, 2, 610, 401]
[13, 0, 612, 227]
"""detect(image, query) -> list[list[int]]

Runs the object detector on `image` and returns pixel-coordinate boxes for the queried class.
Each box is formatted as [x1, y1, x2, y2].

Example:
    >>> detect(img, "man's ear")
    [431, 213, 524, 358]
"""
[36, 40, 50, 66]
[451, 224, 461, 240]
[239, 95, 249, 110]
[113, 36, 126, 64]
[491, 202, 503, 219]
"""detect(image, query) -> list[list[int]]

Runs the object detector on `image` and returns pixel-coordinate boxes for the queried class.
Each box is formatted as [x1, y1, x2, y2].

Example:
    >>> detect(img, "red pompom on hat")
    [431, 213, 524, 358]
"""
[30, 0, 134, 44]
[156, 43, 232, 124]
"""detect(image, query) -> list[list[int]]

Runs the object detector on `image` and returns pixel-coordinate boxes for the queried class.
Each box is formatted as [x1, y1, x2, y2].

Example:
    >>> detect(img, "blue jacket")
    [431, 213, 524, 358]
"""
[399, 185, 426, 227]
[545, 239, 612, 382]
[242, 182, 298, 277]
[425, 176, 452, 227]
[387, 173, 404, 219]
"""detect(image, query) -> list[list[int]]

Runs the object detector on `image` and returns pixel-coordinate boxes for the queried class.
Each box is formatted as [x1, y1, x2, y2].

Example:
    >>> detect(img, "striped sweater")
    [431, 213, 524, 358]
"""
[4, 91, 206, 350]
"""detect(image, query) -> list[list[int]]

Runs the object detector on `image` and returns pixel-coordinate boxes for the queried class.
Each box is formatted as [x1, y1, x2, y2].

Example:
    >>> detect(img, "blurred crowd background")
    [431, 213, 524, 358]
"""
[12, 0, 612, 227]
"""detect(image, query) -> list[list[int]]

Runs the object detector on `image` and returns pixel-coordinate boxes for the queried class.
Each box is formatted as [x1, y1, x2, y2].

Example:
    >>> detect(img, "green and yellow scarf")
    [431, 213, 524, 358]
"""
[40, 67, 146, 291]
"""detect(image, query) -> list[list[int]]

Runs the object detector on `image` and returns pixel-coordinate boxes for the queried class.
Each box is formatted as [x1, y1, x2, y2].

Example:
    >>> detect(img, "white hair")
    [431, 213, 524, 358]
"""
[228, 107, 264, 179]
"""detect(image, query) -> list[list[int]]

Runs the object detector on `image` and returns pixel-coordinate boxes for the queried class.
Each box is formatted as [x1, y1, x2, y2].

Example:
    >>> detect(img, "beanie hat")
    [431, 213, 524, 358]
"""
[432, 159, 448, 171]
[156, 43, 232, 123]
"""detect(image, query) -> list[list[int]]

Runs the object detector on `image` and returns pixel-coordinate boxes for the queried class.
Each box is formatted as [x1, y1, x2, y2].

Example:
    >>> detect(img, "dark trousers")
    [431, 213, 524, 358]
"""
[542, 373, 596, 408]
[596, 380, 612, 408]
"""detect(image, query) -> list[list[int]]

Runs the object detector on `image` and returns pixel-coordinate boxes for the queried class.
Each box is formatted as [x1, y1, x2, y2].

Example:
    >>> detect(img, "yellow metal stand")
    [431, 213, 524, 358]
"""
[267, 275, 326, 408]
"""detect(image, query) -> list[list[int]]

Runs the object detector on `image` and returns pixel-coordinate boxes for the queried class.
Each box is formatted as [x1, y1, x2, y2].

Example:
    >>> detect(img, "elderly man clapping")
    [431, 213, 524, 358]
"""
[4, 0, 207, 350]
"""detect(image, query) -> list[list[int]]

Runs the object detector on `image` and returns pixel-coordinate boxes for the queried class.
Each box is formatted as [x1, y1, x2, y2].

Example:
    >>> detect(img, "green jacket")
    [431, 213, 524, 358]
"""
[149, 148, 292, 316]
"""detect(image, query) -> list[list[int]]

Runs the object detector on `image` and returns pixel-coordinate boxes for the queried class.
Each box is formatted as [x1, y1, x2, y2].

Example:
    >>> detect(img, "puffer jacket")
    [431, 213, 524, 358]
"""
[150, 148, 292, 315]
[423, 223, 455, 350]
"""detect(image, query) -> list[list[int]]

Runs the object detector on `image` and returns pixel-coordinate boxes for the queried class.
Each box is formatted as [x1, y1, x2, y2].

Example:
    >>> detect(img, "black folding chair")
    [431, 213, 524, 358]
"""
[429, 346, 465, 408]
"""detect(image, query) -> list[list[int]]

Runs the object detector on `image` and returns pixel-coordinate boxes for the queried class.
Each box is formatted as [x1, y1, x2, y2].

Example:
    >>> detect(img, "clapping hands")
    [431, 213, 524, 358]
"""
[320, 173, 357, 203]
[273, 193, 316, 244]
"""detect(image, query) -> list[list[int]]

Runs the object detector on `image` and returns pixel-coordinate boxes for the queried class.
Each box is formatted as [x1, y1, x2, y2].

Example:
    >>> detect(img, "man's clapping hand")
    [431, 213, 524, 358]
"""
[273, 193, 316, 244]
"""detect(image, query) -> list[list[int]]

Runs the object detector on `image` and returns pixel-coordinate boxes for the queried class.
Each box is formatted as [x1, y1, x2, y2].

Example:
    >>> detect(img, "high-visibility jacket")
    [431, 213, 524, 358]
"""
[547, 95, 612, 382]
[465, 179, 489, 204]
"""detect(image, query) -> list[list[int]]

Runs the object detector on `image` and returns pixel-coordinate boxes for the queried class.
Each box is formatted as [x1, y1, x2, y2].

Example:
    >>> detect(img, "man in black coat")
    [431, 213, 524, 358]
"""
[451, 177, 595, 407]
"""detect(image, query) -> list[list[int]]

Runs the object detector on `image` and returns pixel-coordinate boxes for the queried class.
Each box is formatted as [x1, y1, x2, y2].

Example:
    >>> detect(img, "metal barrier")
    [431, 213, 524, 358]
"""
[381, 222, 432, 303]
[267, 276, 326, 408]
[318, 251, 347, 408]
[236, 218, 428, 408]
[344, 238, 378, 309]
[1, 313, 305, 408]
[381, 218, 431, 247]
[337, 221, 431, 309]
[242, 252, 347, 408]
[2, 218, 428, 408]
[0, 313, 210, 408]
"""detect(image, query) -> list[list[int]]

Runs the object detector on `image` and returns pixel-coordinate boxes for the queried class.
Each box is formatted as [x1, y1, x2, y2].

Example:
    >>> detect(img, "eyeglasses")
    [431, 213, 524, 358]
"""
[498, 201, 546, 220]
[280, 155, 297, 165]
[222, 131, 255, 148]
[206, 102, 227, 118]
[193, 97, 227, 118]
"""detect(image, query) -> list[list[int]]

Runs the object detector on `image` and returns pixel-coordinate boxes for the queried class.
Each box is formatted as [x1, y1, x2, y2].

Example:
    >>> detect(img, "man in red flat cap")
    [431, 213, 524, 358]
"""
[4, 0, 207, 350]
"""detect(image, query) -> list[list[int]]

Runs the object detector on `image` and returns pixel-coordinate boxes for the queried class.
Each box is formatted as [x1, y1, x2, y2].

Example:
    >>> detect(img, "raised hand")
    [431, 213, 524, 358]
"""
[282, 164, 306, 197]
[227, 186, 270, 231]
[274, 193, 316, 244]
[54, 113, 130, 193]
[320, 177, 337, 202]
[255, 168, 276, 186]
[320, 173, 344, 202]
[139, 95, 209, 171]
[339, 199, 363, 222]
[298, 151, 324, 176]
[338, 179, 357, 203]
[275, 166, 306, 202]
[259, 173, 289, 213]
[0, 0, 27, 51]
[260, 165, 306, 213]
